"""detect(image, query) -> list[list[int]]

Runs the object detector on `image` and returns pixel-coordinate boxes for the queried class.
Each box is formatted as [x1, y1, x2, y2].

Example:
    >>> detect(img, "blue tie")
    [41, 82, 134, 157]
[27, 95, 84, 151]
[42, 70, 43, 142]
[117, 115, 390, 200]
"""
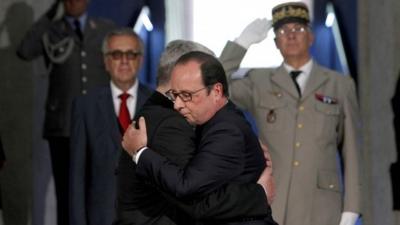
[73, 19, 83, 40]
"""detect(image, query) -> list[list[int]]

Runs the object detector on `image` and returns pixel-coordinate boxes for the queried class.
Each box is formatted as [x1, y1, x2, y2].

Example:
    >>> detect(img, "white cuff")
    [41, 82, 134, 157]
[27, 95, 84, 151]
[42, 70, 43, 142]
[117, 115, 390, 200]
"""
[258, 183, 268, 196]
[132, 146, 148, 164]
[339, 211, 359, 225]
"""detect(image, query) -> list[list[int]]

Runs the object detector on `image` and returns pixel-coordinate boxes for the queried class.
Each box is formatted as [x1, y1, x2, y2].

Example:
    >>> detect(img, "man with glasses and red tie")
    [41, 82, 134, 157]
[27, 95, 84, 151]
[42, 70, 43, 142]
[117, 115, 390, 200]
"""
[219, 2, 362, 225]
[69, 28, 152, 225]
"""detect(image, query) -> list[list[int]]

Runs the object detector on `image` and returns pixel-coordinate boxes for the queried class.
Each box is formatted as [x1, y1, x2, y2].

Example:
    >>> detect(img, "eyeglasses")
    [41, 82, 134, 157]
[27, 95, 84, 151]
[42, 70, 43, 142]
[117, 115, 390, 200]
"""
[106, 50, 142, 60]
[165, 86, 210, 102]
[276, 26, 307, 37]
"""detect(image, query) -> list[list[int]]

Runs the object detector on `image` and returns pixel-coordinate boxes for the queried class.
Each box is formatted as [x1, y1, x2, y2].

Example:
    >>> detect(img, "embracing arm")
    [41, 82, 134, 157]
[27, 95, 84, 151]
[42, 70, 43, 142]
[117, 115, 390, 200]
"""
[123, 116, 273, 220]
[163, 182, 271, 220]
[135, 121, 245, 199]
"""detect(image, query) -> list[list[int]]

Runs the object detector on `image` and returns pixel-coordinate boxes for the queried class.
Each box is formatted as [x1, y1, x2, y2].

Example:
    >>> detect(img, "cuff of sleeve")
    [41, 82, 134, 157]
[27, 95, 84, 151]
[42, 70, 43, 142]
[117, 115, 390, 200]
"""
[258, 183, 268, 196]
[234, 37, 251, 49]
[340, 211, 359, 225]
[132, 146, 148, 164]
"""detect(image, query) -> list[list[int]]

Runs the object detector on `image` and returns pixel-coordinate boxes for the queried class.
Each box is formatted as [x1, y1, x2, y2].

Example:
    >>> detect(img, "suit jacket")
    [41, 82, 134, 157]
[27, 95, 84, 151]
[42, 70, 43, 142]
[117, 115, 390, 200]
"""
[0, 135, 5, 163]
[70, 83, 152, 225]
[219, 41, 362, 225]
[134, 99, 275, 224]
[17, 14, 116, 137]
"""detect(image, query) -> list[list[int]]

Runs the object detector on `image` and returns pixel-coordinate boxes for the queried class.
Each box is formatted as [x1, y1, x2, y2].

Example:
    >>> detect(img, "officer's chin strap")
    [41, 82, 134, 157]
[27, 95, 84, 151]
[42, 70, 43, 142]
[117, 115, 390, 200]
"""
[42, 32, 74, 64]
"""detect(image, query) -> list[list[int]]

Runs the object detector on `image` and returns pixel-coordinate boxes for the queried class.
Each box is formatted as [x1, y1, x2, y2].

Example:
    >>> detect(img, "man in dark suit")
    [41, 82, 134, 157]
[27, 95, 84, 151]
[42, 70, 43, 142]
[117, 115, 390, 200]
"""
[115, 40, 275, 225]
[70, 28, 152, 225]
[16, 1, 115, 224]
[123, 51, 277, 225]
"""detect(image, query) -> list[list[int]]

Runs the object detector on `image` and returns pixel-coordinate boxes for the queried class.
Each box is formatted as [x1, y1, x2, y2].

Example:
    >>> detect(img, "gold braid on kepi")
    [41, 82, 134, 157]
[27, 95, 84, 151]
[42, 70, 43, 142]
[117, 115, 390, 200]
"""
[272, 2, 310, 30]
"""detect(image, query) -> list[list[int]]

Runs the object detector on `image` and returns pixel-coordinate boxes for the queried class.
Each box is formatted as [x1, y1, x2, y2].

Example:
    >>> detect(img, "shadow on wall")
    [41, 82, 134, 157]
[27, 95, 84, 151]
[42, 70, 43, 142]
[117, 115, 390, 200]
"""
[391, 73, 400, 211]
[0, 2, 34, 225]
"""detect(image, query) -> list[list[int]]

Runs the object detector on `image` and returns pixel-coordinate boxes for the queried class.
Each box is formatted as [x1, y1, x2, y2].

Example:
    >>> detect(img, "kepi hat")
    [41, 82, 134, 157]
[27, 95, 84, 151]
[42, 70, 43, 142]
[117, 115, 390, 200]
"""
[272, 2, 310, 30]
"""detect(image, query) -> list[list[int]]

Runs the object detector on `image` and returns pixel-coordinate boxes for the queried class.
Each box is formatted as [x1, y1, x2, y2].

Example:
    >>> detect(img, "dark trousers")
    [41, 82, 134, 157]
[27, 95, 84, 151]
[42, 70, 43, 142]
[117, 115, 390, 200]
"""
[48, 137, 70, 225]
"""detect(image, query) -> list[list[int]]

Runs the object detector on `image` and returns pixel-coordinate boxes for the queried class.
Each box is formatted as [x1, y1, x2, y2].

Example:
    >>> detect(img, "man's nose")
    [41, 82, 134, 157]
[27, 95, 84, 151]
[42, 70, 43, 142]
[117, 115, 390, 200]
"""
[287, 31, 296, 39]
[173, 97, 185, 111]
[120, 55, 129, 63]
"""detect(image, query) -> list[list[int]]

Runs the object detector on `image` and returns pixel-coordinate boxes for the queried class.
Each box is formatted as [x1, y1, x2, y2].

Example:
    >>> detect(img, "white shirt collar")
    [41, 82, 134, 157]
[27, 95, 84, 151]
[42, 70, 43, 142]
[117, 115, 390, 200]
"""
[65, 13, 88, 30]
[110, 80, 139, 117]
[283, 59, 313, 75]
[110, 80, 138, 98]
[283, 59, 313, 93]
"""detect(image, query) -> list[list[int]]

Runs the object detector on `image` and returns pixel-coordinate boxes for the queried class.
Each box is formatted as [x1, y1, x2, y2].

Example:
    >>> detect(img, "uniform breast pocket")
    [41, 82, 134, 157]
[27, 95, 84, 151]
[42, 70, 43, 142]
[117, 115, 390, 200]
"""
[314, 103, 341, 138]
[257, 99, 287, 132]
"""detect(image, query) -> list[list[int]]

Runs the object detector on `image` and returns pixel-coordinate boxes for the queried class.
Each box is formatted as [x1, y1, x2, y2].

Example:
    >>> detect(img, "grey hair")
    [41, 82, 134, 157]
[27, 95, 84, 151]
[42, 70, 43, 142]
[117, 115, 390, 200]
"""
[101, 28, 144, 55]
[156, 39, 215, 86]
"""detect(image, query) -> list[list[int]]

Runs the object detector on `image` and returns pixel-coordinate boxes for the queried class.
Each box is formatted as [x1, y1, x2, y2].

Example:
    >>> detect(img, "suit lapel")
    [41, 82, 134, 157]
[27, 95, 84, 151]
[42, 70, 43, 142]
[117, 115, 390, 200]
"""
[97, 87, 122, 149]
[302, 63, 329, 100]
[271, 66, 300, 98]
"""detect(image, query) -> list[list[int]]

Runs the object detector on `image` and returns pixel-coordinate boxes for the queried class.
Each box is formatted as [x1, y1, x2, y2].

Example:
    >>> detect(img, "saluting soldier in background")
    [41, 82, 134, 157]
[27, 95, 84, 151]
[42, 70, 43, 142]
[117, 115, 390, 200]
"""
[16, 1, 115, 225]
[219, 2, 362, 225]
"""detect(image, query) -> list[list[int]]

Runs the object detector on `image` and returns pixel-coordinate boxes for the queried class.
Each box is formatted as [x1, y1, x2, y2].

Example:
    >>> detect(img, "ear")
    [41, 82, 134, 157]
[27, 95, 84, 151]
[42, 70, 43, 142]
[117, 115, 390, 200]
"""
[212, 83, 224, 97]
[140, 55, 144, 64]
[103, 56, 110, 72]
[274, 37, 279, 49]
[138, 55, 144, 67]
[307, 31, 315, 47]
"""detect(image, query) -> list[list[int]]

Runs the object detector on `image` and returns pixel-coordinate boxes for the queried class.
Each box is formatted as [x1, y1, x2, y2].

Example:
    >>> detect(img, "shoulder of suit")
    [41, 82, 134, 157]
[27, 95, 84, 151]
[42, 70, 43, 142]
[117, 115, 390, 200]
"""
[138, 83, 154, 97]
[140, 105, 185, 129]
[244, 67, 277, 79]
[313, 64, 357, 97]
[316, 64, 355, 83]
[87, 17, 116, 29]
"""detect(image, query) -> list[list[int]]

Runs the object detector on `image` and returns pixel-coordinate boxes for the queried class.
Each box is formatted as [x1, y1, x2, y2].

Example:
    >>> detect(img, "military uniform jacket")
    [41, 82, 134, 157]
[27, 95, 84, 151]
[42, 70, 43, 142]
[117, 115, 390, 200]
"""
[220, 41, 362, 225]
[17, 14, 116, 137]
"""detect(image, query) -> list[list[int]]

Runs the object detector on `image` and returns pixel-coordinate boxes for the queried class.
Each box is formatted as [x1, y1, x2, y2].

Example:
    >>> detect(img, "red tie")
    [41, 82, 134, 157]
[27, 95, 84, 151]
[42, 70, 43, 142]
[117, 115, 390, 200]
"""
[118, 93, 131, 132]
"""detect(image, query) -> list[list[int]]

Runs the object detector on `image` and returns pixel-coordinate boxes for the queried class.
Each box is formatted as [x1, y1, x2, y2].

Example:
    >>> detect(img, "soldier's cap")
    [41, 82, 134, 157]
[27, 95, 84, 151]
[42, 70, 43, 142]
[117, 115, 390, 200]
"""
[272, 2, 310, 30]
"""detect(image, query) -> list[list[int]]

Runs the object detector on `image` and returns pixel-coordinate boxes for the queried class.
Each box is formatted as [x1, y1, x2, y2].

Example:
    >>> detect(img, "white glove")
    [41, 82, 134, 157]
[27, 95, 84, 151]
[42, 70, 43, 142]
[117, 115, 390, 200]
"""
[339, 212, 359, 225]
[234, 18, 272, 49]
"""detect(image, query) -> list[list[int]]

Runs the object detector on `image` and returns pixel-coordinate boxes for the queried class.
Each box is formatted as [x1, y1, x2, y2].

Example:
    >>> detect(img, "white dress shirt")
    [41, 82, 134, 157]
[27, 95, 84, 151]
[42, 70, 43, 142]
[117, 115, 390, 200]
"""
[110, 80, 139, 118]
[283, 59, 313, 94]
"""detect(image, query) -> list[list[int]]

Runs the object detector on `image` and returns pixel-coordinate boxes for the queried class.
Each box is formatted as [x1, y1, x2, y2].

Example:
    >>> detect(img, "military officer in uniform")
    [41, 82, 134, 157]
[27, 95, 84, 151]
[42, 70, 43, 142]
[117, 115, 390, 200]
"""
[17, 0, 115, 225]
[219, 2, 362, 225]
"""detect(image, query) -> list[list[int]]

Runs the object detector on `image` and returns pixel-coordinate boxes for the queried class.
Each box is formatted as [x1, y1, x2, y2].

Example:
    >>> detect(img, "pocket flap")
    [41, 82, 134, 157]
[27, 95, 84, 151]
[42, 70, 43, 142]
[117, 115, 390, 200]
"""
[315, 103, 340, 116]
[317, 170, 341, 192]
